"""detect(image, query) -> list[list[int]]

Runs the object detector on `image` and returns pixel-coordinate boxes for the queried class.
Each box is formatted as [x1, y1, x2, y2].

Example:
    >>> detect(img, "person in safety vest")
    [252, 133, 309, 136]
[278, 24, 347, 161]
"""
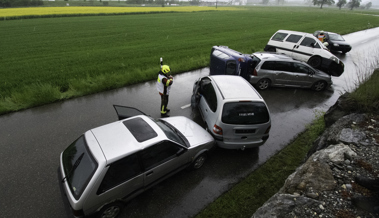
[156, 65, 173, 117]
[318, 31, 326, 43]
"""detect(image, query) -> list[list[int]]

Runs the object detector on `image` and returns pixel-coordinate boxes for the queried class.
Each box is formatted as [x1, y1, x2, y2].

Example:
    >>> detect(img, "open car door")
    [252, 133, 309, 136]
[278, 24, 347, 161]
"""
[191, 78, 202, 110]
[113, 105, 147, 120]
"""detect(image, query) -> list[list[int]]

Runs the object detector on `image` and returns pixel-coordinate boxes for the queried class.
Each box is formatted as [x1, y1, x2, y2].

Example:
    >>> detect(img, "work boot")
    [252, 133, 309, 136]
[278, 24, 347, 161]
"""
[355, 176, 379, 191]
[161, 113, 169, 118]
[352, 196, 379, 213]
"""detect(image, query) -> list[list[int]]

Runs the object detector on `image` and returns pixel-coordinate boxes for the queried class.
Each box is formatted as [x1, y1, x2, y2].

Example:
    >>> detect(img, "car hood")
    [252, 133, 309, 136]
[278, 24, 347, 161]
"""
[329, 39, 350, 46]
[161, 116, 214, 147]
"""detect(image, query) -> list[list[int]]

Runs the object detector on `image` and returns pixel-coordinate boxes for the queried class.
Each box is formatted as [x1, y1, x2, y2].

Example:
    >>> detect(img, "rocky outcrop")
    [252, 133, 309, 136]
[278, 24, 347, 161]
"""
[252, 113, 379, 218]
[324, 92, 353, 127]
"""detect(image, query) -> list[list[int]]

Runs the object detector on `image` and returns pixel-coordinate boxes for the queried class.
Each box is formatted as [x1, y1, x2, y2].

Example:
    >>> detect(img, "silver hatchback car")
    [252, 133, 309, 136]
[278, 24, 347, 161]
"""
[249, 52, 332, 91]
[191, 75, 271, 150]
[58, 106, 214, 218]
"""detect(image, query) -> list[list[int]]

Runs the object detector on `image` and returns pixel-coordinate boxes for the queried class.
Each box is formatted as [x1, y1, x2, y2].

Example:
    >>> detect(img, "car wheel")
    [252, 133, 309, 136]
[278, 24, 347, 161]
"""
[267, 47, 276, 52]
[308, 56, 322, 68]
[312, 81, 327, 91]
[98, 202, 124, 218]
[192, 153, 207, 170]
[257, 79, 270, 90]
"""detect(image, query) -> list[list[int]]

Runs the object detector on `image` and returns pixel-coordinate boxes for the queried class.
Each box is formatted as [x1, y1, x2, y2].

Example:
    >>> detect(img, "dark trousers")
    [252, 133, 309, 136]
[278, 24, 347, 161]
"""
[160, 94, 169, 114]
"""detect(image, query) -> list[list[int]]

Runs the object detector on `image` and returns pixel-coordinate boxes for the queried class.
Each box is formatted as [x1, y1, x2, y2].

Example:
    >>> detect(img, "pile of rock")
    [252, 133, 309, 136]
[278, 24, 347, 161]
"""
[252, 110, 379, 217]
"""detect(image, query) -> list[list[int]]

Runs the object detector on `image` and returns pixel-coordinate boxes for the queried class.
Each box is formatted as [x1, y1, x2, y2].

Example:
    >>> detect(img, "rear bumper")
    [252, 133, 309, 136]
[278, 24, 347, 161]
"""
[215, 136, 269, 149]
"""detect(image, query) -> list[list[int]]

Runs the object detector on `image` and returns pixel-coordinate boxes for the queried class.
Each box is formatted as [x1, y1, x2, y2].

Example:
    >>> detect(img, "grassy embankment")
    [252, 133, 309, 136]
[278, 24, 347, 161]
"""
[1, 7, 379, 115]
[195, 68, 379, 218]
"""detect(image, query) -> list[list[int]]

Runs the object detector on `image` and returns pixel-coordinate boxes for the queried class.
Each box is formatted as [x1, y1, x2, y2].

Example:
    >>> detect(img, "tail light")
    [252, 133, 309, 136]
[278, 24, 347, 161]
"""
[213, 124, 223, 135]
[265, 125, 271, 134]
[252, 69, 258, 76]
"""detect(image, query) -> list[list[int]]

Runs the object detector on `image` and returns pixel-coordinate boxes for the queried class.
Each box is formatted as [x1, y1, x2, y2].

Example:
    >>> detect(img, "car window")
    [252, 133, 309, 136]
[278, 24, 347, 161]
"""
[212, 49, 230, 59]
[261, 61, 276, 70]
[97, 153, 142, 194]
[250, 55, 261, 70]
[285, 34, 302, 43]
[225, 60, 236, 75]
[272, 32, 288, 41]
[155, 119, 187, 146]
[222, 102, 270, 125]
[275, 61, 293, 72]
[328, 33, 344, 41]
[201, 79, 217, 112]
[62, 136, 98, 200]
[293, 63, 310, 74]
[141, 141, 182, 170]
[300, 37, 320, 48]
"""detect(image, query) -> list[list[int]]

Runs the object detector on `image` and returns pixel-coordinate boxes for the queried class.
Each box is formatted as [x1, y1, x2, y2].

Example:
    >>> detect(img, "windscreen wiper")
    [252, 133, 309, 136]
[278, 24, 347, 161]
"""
[61, 153, 84, 183]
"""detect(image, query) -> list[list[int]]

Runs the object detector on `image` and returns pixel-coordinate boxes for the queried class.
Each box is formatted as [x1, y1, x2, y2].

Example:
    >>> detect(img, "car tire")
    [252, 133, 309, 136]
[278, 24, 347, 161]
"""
[312, 81, 327, 91]
[98, 202, 124, 218]
[256, 79, 270, 90]
[191, 153, 207, 170]
[308, 56, 322, 68]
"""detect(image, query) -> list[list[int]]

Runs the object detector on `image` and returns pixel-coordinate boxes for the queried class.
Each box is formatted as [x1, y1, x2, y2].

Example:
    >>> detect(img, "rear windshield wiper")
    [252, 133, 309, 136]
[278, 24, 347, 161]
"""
[61, 153, 84, 183]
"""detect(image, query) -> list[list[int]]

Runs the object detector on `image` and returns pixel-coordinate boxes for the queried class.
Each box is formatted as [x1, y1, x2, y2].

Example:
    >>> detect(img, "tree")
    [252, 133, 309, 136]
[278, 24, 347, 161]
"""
[347, 0, 361, 10]
[336, 0, 346, 9]
[365, 1, 372, 9]
[313, 0, 335, 8]
[262, 0, 269, 4]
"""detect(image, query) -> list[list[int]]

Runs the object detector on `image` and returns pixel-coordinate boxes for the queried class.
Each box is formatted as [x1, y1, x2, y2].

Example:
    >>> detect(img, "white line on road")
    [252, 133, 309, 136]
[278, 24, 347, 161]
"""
[181, 104, 191, 109]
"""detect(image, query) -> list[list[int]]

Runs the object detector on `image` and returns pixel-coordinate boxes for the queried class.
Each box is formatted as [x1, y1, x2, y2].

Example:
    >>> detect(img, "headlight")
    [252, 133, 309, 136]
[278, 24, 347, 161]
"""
[333, 43, 339, 47]
[329, 56, 340, 64]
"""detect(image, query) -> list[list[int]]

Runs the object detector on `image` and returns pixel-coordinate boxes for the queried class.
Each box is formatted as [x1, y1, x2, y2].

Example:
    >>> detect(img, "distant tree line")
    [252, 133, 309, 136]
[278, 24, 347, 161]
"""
[0, 0, 43, 7]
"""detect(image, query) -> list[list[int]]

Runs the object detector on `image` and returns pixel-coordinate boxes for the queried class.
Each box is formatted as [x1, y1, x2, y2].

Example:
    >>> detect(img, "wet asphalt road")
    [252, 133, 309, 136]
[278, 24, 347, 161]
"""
[0, 28, 378, 218]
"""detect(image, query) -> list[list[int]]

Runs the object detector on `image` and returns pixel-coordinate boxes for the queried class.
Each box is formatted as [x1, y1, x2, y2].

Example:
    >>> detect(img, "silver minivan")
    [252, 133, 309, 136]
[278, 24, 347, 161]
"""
[191, 75, 271, 150]
[58, 106, 214, 218]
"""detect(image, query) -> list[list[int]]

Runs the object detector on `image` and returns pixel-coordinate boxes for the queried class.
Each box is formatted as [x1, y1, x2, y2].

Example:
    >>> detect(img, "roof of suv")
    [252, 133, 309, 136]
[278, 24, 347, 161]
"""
[89, 115, 163, 163]
[276, 29, 313, 37]
[252, 52, 294, 61]
[210, 75, 263, 100]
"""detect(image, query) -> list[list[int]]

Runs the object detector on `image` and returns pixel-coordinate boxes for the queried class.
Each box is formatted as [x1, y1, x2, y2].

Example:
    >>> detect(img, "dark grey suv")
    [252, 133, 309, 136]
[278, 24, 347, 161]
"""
[249, 52, 332, 91]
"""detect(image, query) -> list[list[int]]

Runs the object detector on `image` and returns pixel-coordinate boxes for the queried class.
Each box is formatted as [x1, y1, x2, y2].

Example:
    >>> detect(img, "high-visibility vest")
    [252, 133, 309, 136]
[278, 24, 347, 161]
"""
[156, 74, 173, 95]
[318, 34, 325, 42]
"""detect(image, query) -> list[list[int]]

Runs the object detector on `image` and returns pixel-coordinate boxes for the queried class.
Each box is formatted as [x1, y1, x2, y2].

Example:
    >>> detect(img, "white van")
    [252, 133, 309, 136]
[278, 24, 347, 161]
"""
[264, 30, 344, 77]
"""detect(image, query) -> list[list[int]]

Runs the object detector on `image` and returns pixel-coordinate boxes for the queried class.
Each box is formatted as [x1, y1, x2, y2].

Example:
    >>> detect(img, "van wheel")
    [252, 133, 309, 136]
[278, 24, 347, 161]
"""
[312, 81, 327, 91]
[98, 202, 124, 218]
[308, 56, 322, 68]
[257, 79, 270, 90]
[192, 153, 207, 170]
[267, 47, 276, 52]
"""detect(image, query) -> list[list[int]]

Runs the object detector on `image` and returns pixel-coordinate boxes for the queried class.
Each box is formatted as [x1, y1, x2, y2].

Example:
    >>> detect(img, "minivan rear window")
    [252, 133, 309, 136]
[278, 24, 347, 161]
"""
[222, 102, 270, 124]
[62, 136, 98, 200]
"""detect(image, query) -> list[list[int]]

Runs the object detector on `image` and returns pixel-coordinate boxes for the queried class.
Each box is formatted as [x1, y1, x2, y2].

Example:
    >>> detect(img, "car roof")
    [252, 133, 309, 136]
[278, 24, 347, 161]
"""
[209, 75, 263, 100]
[88, 115, 165, 163]
[252, 52, 294, 61]
[276, 29, 313, 37]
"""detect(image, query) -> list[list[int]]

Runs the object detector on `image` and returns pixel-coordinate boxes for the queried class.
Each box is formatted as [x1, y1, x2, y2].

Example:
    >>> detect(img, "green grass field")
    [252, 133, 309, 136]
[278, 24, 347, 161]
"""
[1, 6, 379, 114]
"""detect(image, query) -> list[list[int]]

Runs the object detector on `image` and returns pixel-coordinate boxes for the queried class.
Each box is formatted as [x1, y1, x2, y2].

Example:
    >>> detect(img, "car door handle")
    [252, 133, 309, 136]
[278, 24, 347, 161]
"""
[146, 171, 153, 176]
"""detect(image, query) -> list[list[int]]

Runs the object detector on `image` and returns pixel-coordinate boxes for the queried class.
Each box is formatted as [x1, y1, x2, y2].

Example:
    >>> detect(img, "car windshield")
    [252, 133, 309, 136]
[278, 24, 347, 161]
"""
[222, 102, 270, 125]
[155, 120, 188, 147]
[62, 136, 98, 200]
[328, 33, 345, 41]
